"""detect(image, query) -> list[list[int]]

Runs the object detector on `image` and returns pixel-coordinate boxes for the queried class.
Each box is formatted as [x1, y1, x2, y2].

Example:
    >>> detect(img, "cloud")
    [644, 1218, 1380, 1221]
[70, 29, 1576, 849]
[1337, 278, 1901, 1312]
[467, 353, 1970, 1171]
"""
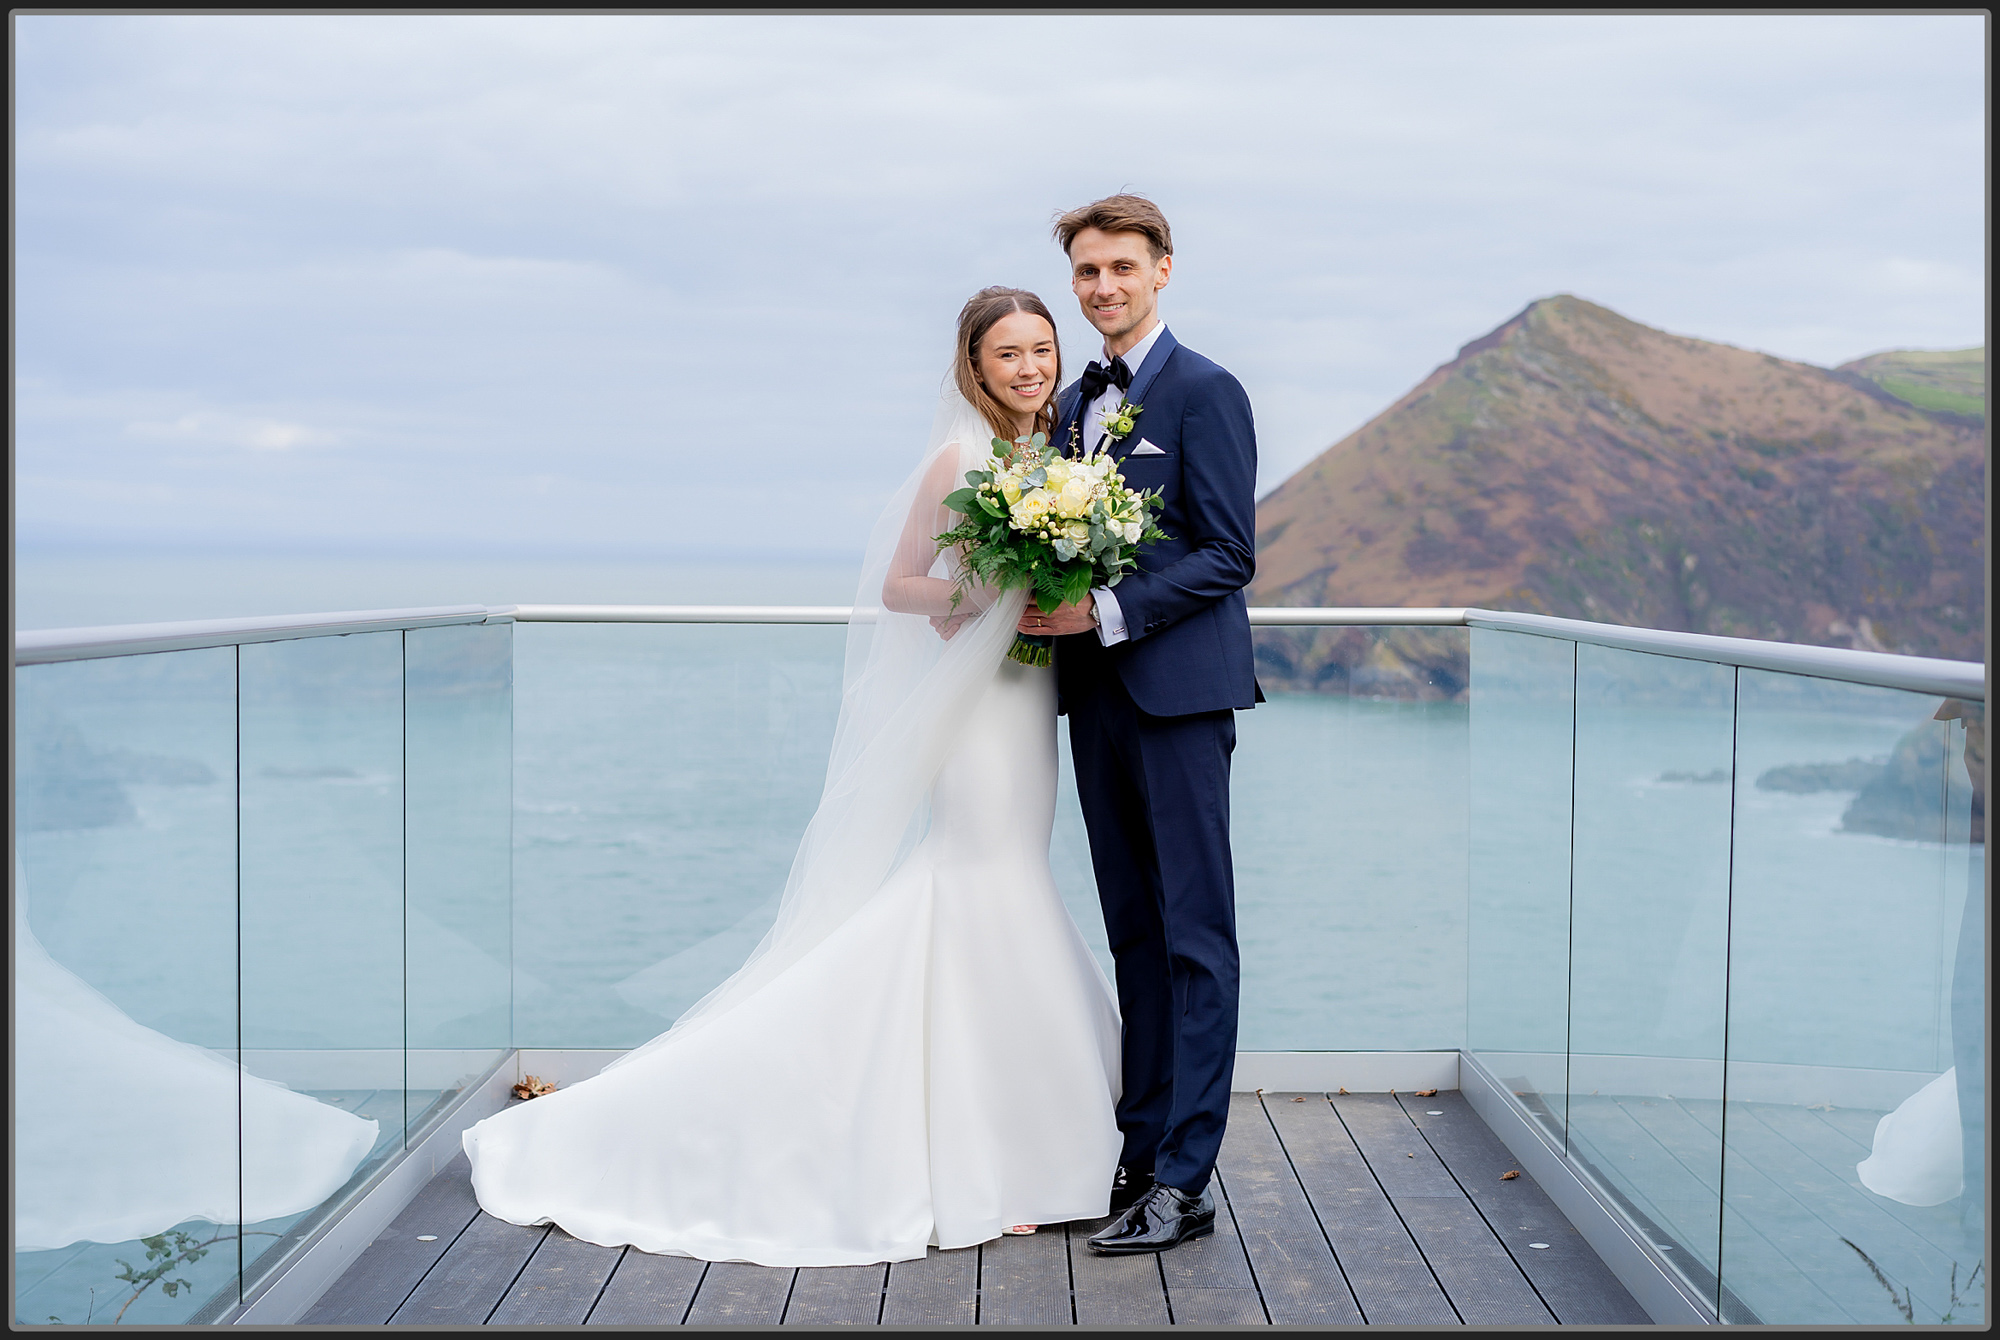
[127, 410, 335, 451]
[11, 13, 1986, 554]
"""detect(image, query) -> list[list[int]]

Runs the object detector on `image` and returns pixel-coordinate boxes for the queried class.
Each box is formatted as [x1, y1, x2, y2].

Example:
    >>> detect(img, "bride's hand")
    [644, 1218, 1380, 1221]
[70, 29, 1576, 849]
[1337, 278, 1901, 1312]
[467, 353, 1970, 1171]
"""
[930, 612, 972, 641]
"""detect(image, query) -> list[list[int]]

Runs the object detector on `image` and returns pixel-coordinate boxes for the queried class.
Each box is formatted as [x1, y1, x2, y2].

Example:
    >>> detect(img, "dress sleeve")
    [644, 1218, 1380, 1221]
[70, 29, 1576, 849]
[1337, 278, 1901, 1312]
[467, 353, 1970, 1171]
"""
[882, 443, 992, 618]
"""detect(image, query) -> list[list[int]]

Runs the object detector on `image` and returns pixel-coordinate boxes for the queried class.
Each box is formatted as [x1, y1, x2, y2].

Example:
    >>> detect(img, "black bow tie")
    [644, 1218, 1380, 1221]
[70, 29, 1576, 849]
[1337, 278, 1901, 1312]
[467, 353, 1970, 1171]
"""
[1078, 356, 1133, 406]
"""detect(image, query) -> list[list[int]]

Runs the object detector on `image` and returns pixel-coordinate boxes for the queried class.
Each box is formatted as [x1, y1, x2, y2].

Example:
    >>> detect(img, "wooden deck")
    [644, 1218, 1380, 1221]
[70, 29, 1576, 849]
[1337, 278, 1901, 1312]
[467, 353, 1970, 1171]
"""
[302, 1090, 1649, 1326]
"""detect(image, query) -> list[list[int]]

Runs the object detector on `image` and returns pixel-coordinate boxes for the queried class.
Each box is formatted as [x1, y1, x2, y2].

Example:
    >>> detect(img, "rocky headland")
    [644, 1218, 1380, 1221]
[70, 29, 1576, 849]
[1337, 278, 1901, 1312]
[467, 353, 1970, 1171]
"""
[1251, 296, 1986, 697]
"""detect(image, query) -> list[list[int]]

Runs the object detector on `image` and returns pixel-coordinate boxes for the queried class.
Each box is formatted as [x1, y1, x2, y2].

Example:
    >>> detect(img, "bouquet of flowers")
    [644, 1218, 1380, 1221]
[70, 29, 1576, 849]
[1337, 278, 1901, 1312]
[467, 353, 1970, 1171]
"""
[935, 432, 1168, 666]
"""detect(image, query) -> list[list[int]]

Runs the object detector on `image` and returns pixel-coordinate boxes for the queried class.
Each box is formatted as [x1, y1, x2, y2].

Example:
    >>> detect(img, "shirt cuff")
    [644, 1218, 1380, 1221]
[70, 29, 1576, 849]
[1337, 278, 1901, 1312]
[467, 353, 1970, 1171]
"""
[1093, 587, 1130, 646]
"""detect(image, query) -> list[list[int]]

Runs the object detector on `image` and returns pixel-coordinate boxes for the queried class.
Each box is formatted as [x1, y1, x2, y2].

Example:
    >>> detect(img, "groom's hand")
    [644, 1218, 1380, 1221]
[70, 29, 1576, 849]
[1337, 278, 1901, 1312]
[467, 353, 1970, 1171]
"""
[1020, 594, 1096, 637]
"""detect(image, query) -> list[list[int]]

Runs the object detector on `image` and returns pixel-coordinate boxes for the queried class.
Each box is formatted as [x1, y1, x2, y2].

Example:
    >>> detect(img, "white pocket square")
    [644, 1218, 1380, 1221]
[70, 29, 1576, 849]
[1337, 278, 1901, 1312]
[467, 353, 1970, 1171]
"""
[1127, 440, 1167, 456]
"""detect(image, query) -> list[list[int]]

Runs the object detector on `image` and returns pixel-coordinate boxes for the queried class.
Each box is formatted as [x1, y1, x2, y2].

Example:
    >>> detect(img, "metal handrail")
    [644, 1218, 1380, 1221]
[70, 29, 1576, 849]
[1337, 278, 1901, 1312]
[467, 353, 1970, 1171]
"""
[13, 602, 1984, 700]
[1464, 609, 1985, 701]
[508, 604, 853, 624]
[12, 605, 503, 666]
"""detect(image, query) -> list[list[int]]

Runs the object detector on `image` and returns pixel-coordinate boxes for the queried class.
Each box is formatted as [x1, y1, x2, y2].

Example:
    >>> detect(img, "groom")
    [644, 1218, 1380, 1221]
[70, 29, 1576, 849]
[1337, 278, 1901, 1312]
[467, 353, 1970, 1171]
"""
[1019, 194, 1260, 1255]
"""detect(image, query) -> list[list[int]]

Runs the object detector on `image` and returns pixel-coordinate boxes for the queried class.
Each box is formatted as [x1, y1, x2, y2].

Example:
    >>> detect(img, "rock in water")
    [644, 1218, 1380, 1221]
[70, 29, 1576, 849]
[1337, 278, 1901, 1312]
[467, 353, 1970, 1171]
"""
[1842, 723, 1950, 841]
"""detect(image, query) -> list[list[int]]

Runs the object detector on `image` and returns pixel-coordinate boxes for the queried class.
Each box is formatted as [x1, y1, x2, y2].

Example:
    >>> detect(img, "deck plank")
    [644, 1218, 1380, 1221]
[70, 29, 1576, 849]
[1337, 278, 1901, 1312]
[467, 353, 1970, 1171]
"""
[387, 1213, 549, 1325]
[1331, 1093, 1462, 1197]
[1067, 1219, 1171, 1326]
[299, 1152, 484, 1325]
[585, 1252, 705, 1325]
[784, 1264, 886, 1325]
[487, 1229, 623, 1325]
[1220, 1094, 1362, 1325]
[978, 1229, 1070, 1325]
[684, 1261, 795, 1326]
[1265, 1093, 1458, 1326]
[1160, 1174, 1268, 1324]
[1334, 1094, 1549, 1325]
[1399, 1092, 1648, 1325]
[1396, 1198, 1552, 1325]
[879, 1246, 976, 1326]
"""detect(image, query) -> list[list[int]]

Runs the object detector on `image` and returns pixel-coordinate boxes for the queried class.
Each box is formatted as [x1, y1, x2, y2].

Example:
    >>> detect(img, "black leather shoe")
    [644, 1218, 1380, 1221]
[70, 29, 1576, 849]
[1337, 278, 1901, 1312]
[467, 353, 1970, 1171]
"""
[1087, 1183, 1215, 1255]
[1108, 1165, 1155, 1217]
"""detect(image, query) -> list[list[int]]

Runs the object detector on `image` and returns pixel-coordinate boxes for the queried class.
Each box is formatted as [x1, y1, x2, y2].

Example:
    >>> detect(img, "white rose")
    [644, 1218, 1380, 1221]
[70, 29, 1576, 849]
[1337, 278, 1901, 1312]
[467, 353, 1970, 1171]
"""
[1055, 479, 1091, 518]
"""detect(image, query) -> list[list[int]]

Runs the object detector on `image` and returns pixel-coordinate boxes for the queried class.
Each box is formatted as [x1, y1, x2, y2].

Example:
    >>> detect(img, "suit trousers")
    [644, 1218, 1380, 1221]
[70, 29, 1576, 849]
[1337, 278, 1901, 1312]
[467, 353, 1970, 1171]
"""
[1064, 643, 1240, 1196]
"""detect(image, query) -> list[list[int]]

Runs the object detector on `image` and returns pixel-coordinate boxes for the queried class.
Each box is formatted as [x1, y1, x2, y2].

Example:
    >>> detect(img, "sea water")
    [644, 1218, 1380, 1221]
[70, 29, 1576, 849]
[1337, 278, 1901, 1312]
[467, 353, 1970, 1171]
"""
[13, 551, 1972, 1056]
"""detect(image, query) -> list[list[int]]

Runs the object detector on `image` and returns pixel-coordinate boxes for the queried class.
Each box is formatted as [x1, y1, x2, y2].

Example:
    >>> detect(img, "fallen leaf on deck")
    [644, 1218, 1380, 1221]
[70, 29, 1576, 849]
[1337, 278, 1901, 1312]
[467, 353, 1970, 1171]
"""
[1415, 1089, 1438, 1097]
[512, 1075, 557, 1100]
[1500, 1169, 1520, 1180]
[1337, 1087, 1349, 1095]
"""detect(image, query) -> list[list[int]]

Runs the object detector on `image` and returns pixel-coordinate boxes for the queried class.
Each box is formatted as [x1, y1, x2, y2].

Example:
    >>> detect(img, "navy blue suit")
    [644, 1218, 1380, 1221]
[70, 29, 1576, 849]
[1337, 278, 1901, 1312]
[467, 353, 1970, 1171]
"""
[1054, 327, 1259, 1196]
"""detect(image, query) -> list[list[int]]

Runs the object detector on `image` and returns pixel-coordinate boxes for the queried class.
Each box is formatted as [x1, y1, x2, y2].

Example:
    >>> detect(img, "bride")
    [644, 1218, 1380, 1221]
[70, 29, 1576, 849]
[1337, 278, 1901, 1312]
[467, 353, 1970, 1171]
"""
[462, 287, 1122, 1266]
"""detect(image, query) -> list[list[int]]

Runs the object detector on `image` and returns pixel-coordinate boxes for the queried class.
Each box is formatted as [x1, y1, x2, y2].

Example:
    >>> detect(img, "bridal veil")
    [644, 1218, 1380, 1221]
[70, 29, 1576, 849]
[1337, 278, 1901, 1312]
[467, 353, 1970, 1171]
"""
[606, 383, 1026, 1068]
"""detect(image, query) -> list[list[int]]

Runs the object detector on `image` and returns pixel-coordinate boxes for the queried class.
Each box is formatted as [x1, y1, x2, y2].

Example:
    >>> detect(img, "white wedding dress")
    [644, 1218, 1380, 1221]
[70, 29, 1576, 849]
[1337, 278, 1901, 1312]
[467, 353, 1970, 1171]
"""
[462, 391, 1122, 1266]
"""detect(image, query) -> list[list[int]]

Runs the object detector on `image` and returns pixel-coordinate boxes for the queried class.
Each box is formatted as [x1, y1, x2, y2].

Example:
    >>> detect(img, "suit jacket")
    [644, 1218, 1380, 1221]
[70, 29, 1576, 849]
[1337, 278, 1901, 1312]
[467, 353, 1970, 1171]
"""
[1055, 327, 1261, 717]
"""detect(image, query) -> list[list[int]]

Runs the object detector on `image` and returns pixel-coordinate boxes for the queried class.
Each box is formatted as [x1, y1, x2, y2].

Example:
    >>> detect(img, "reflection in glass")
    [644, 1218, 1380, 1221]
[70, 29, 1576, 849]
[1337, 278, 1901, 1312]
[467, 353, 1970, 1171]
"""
[512, 623, 845, 1046]
[1723, 672, 1983, 1325]
[13, 651, 243, 1324]
[405, 622, 513, 1129]
[1565, 646, 1733, 1300]
[1466, 629, 1575, 1133]
[238, 634, 402, 1296]
[1232, 627, 1469, 1050]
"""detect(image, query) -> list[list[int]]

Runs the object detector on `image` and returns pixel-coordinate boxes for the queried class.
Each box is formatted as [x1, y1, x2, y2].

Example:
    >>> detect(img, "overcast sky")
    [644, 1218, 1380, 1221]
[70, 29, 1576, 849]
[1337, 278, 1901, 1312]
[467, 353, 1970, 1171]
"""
[13, 13, 1985, 559]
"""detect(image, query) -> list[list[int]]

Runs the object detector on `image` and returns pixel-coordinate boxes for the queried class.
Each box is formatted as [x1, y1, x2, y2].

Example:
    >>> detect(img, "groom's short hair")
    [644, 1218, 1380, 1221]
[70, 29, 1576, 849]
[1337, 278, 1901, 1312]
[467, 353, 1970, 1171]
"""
[1054, 194, 1172, 262]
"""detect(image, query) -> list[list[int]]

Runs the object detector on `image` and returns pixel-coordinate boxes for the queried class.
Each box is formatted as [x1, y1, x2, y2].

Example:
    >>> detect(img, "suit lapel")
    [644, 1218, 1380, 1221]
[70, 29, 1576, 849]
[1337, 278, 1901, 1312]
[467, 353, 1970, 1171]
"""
[1110, 326, 1179, 463]
[1123, 326, 1178, 411]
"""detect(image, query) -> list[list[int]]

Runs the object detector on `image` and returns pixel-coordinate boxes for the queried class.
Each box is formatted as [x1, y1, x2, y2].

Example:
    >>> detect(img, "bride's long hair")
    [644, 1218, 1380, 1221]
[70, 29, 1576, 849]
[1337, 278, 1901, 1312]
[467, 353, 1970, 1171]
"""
[953, 287, 1063, 444]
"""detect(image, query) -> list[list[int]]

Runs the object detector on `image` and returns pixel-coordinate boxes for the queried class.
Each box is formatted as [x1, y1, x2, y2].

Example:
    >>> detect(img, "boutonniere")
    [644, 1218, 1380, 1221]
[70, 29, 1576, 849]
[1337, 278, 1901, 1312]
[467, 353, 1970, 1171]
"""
[1096, 399, 1143, 448]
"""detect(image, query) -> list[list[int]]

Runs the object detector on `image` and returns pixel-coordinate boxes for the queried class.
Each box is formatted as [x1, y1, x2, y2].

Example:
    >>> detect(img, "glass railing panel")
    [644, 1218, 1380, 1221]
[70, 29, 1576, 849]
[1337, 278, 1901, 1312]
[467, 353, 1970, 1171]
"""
[1939, 701, 1985, 1320]
[237, 633, 406, 1297]
[13, 649, 241, 1325]
[1466, 627, 1575, 1135]
[1722, 672, 1984, 1325]
[1234, 625, 1470, 1049]
[405, 622, 514, 1128]
[512, 623, 844, 1046]
[1565, 645, 1734, 1302]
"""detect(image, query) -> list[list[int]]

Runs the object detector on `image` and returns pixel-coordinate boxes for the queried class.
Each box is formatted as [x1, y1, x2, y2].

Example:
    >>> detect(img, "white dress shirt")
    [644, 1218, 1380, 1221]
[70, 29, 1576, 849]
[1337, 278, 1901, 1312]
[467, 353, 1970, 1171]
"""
[1082, 319, 1168, 646]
